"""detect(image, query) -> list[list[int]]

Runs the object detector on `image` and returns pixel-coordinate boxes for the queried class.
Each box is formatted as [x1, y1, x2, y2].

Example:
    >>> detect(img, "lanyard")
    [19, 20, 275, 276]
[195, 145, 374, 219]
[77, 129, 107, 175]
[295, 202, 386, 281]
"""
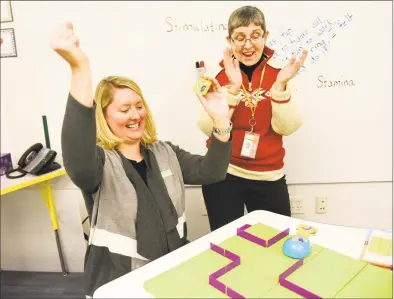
[240, 65, 266, 132]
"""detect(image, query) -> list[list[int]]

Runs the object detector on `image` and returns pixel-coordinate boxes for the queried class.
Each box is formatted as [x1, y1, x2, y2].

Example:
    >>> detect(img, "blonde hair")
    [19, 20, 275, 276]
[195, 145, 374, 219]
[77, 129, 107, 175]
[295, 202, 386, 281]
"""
[94, 76, 157, 150]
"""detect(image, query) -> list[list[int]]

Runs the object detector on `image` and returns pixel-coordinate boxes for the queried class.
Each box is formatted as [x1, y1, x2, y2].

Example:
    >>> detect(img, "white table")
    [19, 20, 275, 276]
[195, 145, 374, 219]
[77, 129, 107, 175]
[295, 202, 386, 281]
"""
[93, 210, 374, 298]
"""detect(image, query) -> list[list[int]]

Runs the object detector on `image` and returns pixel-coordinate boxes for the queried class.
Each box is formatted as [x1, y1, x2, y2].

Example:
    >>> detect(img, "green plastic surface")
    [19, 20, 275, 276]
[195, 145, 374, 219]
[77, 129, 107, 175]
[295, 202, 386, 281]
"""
[143, 223, 392, 298]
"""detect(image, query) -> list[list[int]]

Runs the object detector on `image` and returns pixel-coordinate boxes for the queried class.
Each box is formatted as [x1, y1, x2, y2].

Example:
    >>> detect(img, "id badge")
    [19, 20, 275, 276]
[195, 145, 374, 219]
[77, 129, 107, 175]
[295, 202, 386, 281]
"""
[240, 131, 260, 159]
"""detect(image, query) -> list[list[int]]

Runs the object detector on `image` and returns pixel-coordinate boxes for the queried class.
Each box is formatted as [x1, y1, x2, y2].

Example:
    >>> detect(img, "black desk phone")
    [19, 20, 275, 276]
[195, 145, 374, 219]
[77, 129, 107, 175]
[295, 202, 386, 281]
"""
[5, 143, 61, 179]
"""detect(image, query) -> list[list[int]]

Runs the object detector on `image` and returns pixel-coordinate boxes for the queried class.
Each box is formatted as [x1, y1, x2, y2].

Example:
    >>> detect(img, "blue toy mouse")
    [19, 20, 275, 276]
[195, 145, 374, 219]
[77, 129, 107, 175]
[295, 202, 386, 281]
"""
[283, 224, 318, 259]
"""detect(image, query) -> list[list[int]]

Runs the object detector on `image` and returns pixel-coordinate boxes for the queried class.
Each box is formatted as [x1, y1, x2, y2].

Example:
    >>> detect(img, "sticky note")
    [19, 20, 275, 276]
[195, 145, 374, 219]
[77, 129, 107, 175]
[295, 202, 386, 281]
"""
[368, 237, 392, 256]
[193, 78, 212, 96]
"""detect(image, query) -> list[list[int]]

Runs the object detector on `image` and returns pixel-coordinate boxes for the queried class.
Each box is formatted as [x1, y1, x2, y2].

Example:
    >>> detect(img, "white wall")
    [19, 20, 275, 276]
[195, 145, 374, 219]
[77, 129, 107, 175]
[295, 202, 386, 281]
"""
[0, 1, 392, 272]
[0, 1, 392, 182]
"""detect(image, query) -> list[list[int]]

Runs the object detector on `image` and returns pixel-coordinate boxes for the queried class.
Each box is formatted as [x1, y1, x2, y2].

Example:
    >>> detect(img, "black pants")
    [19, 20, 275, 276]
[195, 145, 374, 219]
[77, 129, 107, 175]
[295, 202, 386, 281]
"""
[202, 174, 291, 231]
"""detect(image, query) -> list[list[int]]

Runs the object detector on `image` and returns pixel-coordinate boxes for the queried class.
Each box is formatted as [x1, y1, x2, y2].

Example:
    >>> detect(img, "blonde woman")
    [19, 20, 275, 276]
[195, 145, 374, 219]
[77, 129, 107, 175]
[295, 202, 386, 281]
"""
[52, 22, 232, 297]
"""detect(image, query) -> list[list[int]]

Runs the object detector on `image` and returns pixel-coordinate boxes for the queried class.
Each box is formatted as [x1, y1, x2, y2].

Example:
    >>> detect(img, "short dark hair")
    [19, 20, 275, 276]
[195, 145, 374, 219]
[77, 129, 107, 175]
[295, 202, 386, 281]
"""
[228, 6, 266, 36]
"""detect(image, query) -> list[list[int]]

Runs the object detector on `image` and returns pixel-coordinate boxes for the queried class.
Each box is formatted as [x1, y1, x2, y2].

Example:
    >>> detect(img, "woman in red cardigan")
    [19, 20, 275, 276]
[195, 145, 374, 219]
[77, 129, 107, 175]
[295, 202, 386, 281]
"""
[198, 5, 308, 231]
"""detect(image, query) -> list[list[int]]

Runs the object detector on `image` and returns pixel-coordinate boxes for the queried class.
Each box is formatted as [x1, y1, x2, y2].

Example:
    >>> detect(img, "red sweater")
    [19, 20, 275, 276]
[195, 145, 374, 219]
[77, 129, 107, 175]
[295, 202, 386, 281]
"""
[206, 47, 290, 173]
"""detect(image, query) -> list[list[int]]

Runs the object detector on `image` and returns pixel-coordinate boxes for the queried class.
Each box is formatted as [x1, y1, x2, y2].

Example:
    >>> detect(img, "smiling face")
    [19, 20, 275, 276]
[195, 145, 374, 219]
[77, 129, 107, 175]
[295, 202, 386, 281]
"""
[226, 6, 268, 66]
[104, 88, 147, 144]
[227, 23, 268, 66]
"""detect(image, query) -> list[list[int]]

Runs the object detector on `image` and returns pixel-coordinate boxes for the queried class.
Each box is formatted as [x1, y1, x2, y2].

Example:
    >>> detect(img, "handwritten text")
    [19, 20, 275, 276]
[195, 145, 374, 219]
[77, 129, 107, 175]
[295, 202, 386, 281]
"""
[317, 75, 356, 88]
[165, 17, 228, 33]
[266, 13, 353, 77]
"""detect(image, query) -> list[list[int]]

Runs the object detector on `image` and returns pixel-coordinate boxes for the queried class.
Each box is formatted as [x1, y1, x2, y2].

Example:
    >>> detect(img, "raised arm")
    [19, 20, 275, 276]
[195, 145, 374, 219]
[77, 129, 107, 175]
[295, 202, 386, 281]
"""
[176, 74, 233, 185]
[270, 49, 308, 136]
[270, 80, 303, 136]
[197, 90, 236, 137]
[51, 22, 104, 193]
[197, 48, 241, 136]
[195, 76, 232, 143]
[167, 134, 232, 185]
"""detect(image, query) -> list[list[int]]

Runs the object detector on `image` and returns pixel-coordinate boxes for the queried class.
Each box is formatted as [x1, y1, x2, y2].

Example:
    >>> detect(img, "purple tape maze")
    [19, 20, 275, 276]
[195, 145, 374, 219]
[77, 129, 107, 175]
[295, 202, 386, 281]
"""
[208, 224, 321, 299]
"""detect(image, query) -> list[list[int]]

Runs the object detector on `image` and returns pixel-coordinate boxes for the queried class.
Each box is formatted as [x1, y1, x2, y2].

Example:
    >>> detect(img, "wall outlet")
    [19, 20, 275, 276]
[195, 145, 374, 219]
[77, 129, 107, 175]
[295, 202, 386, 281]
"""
[200, 197, 208, 216]
[290, 196, 305, 214]
[316, 196, 328, 214]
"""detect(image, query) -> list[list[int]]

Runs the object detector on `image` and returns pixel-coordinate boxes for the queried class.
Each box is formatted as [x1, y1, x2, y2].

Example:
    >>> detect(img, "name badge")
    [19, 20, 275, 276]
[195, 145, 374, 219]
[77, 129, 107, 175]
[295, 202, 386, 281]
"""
[240, 132, 260, 159]
[161, 169, 173, 178]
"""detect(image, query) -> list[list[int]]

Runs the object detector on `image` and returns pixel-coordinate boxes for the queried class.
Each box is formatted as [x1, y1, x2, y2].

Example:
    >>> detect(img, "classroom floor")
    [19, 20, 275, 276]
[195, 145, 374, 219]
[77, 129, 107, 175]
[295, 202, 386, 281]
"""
[0, 271, 84, 298]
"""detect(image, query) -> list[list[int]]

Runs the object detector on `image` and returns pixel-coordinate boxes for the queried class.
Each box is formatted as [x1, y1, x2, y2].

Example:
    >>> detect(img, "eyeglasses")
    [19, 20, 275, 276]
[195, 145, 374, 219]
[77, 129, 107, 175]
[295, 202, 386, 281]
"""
[231, 32, 264, 47]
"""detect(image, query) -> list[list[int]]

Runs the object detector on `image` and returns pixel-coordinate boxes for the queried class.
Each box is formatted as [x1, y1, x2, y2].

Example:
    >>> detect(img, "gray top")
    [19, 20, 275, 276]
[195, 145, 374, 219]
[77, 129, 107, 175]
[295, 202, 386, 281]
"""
[61, 93, 232, 297]
[61, 93, 232, 217]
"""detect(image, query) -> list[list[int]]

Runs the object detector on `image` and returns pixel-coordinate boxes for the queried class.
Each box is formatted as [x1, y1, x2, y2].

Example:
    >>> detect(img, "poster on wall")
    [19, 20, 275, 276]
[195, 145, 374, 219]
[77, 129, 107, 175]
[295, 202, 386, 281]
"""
[1, 28, 17, 58]
[1, 1, 13, 23]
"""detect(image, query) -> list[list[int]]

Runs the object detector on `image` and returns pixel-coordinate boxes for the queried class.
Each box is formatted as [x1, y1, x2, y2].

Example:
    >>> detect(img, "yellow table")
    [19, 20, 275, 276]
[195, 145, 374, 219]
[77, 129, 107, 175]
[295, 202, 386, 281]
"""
[1, 168, 68, 275]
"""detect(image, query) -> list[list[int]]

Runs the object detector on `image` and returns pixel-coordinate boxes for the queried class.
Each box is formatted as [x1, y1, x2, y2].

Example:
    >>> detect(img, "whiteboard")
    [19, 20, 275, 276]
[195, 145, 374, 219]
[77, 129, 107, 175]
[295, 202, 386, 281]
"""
[0, 1, 392, 184]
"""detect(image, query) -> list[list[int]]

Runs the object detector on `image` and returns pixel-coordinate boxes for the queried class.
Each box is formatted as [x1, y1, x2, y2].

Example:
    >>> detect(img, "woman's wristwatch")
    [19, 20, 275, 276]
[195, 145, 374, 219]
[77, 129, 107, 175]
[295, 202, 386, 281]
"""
[212, 120, 233, 135]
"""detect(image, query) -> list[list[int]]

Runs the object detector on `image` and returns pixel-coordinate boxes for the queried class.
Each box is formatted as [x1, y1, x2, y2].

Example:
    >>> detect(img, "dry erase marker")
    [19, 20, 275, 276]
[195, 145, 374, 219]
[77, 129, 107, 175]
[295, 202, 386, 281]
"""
[199, 61, 206, 74]
[196, 61, 205, 78]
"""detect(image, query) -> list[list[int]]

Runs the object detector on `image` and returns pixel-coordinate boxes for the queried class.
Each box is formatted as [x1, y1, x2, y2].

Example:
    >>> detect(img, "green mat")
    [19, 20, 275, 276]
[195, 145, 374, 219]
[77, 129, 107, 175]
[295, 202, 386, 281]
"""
[143, 223, 392, 298]
[287, 248, 366, 298]
[335, 263, 393, 298]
